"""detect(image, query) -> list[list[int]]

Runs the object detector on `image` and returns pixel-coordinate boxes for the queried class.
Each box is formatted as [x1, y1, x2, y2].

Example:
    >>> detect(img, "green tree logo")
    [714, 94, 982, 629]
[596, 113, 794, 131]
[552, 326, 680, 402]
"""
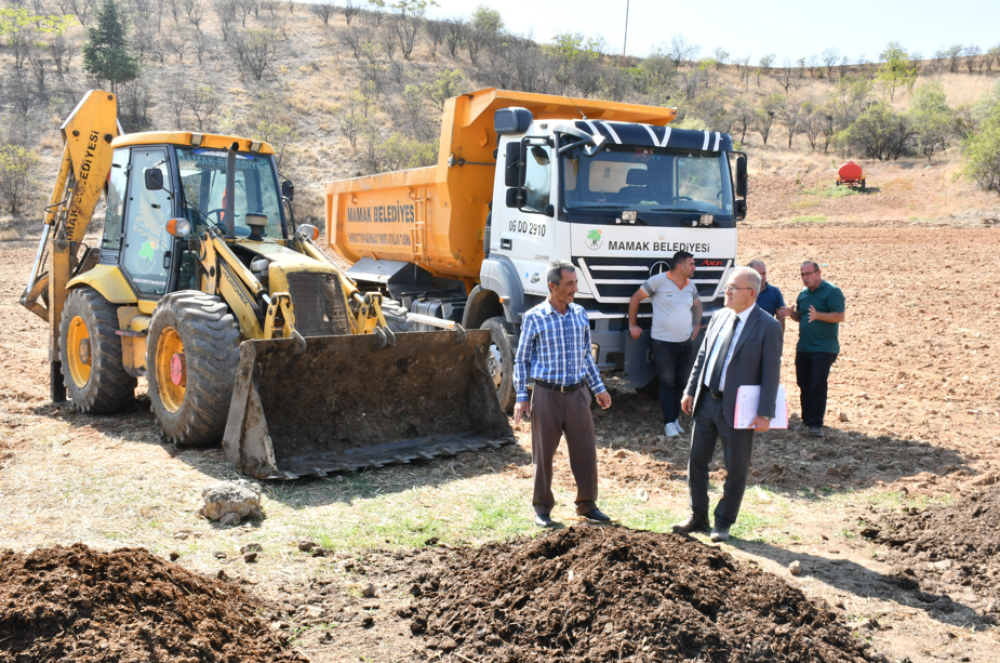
[585, 229, 602, 250]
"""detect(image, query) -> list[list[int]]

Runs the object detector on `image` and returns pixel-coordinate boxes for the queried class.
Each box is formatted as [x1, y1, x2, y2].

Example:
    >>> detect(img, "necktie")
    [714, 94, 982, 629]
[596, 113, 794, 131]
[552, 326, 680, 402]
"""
[708, 314, 740, 393]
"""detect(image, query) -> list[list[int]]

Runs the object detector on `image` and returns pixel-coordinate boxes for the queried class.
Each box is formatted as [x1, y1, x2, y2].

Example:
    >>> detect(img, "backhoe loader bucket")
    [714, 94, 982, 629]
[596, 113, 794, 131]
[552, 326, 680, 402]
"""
[222, 329, 514, 479]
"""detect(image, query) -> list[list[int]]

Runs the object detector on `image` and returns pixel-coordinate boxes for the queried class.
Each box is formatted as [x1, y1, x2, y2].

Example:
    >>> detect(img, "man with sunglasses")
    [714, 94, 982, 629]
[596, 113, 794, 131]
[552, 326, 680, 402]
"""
[777, 261, 846, 438]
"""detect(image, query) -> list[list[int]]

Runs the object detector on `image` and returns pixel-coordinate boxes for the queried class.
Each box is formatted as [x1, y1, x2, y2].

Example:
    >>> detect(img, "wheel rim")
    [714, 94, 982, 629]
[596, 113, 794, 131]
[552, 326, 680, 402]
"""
[66, 315, 92, 388]
[487, 343, 504, 389]
[155, 327, 186, 413]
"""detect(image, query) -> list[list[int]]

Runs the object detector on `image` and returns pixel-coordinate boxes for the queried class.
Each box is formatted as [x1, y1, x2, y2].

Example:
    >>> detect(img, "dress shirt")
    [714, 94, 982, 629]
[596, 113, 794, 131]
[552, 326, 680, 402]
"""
[703, 305, 755, 392]
[514, 300, 606, 403]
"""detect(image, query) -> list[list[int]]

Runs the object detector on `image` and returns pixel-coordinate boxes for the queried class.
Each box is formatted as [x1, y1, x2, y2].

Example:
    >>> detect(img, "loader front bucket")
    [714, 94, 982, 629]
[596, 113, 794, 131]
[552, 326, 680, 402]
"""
[222, 329, 515, 479]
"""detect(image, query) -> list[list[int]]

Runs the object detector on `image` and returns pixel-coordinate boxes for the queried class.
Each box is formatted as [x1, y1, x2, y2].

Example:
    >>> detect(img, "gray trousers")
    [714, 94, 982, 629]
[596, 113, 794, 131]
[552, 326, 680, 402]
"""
[530, 386, 598, 516]
[688, 391, 755, 527]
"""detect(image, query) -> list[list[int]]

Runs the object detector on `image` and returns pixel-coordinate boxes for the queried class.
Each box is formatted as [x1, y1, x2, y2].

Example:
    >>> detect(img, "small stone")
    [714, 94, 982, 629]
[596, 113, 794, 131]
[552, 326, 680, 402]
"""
[169, 551, 180, 561]
[361, 583, 377, 598]
[213, 551, 227, 559]
[838, 411, 849, 422]
[933, 560, 953, 571]
[439, 637, 457, 652]
[613, 449, 628, 458]
[298, 540, 316, 552]
[173, 531, 190, 540]
[409, 583, 422, 597]
[79, 598, 93, 609]
[789, 560, 802, 576]
[243, 552, 258, 563]
[240, 543, 263, 554]
[360, 615, 374, 627]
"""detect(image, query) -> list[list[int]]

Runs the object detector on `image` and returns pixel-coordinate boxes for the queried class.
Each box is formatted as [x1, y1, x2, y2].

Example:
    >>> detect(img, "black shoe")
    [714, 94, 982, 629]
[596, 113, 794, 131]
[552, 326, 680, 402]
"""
[671, 517, 710, 533]
[809, 426, 825, 438]
[710, 524, 731, 542]
[581, 508, 611, 524]
[534, 513, 554, 528]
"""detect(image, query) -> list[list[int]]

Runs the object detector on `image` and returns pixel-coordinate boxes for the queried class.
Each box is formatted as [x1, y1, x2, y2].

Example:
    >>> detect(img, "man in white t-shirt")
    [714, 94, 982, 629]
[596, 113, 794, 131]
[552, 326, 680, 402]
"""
[628, 250, 703, 438]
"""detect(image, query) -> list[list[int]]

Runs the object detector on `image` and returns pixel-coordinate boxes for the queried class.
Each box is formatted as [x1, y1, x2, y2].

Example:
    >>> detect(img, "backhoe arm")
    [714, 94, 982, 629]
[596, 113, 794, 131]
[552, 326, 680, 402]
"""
[19, 90, 120, 402]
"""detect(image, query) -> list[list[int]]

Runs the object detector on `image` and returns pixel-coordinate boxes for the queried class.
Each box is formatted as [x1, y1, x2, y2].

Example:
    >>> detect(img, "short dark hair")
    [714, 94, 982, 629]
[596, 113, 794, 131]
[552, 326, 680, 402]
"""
[671, 251, 694, 269]
[547, 260, 575, 286]
[802, 260, 821, 273]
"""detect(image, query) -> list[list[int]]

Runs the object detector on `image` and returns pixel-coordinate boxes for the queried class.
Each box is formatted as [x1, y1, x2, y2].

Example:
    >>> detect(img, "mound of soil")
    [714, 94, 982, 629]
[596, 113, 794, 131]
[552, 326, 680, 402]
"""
[0, 544, 305, 663]
[863, 484, 1000, 600]
[407, 526, 878, 663]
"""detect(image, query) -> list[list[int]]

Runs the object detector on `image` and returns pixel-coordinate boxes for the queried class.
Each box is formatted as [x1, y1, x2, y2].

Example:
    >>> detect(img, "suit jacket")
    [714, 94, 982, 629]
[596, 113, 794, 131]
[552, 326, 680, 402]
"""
[685, 305, 783, 428]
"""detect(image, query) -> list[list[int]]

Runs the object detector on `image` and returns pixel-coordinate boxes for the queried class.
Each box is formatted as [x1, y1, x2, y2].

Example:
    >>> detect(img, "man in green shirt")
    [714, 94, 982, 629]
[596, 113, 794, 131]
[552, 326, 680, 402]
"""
[777, 261, 846, 437]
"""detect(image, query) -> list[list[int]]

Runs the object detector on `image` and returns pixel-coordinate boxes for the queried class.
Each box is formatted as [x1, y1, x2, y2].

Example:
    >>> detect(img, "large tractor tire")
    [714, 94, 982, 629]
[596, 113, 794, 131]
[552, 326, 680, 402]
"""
[58, 287, 136, 414]
[147, 291, 240, 447]
[481, 316, 516, 413]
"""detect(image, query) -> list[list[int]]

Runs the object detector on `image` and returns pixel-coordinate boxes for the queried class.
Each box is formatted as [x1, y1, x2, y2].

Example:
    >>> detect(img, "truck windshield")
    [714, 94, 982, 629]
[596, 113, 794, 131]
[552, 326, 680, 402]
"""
[561, 145, 734, 217]
[175, 147, 284, 238]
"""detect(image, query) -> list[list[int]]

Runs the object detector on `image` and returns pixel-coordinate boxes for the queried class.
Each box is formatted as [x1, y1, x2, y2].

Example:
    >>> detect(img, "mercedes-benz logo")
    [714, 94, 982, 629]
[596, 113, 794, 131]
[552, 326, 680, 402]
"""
[649, 261, 670, 277]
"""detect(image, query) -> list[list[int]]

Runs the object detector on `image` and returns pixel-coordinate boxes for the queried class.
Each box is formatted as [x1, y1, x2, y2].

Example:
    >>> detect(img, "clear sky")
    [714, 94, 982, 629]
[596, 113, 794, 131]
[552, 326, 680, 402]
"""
[425, 0, 1000, 64]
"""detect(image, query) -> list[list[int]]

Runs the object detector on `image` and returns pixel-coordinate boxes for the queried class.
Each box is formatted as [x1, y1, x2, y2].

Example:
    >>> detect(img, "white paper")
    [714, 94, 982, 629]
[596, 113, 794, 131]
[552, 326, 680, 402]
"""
[733, 384, 788, 429]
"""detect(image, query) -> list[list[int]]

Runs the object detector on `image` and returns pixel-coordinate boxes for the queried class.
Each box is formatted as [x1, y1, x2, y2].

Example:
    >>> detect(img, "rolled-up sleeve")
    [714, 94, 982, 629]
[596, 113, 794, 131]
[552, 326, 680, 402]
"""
[514, 314, 535, 402]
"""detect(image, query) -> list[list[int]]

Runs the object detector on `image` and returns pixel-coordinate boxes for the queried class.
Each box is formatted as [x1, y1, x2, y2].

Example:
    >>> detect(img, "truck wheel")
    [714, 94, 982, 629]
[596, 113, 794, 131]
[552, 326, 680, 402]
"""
[147, 291, 240, 447]
[481, 316, 516, 413]
[59, 287, 136, 414]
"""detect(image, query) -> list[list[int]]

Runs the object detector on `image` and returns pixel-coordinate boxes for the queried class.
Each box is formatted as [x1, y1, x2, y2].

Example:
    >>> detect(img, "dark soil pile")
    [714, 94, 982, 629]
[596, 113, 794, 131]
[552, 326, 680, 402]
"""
[407, 526, 878, 663]
[0, 543, 305, 663]
[863, 484, 1000, 599]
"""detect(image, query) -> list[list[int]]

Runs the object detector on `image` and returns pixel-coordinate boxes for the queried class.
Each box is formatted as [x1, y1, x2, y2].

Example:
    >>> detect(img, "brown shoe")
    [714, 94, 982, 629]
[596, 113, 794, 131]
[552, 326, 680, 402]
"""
[671, 517, 710, 534]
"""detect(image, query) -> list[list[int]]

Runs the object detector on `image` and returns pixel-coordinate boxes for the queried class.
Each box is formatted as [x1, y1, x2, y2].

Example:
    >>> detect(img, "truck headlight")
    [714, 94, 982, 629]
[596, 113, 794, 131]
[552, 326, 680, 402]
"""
[699, 214, 714, 226]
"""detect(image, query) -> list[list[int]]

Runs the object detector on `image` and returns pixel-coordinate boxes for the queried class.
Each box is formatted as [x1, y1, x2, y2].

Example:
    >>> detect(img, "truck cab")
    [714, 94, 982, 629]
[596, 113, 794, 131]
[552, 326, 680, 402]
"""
[484, 108, 747, 396]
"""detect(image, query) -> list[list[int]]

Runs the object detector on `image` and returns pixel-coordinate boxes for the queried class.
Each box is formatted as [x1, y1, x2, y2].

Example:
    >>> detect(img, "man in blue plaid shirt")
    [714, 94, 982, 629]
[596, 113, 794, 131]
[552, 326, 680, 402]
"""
[514, 261, 613, 527]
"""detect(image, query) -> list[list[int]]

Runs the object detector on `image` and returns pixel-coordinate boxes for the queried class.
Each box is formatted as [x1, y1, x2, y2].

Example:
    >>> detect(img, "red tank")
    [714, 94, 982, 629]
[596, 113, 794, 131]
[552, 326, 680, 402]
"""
[836, 161, 866, 189]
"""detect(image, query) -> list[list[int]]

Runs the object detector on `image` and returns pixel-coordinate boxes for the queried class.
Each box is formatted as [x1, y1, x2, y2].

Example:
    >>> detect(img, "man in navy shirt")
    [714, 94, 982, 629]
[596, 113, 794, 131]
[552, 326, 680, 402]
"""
[749, 260, 785, 332]
[514, 261, 613, 527]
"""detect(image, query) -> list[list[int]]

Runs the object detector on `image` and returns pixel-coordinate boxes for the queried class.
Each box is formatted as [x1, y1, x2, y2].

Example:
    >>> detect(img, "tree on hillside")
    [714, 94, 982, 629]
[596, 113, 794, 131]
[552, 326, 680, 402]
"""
[876, 41, 917, 102]
[962, 86, 1000, 199]
[821, 47, 840, 77]
[465, 5, 501, 65]
[909, 82, 955, 161]
[82, 0, 140, 93]
[755, 53, 774, 88]
[753, 93, 783, 145]
[666, 34, 698, 67]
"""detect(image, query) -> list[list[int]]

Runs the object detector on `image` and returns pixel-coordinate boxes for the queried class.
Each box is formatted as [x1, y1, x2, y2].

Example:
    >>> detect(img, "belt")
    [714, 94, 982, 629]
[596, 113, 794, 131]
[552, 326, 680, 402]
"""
[707, 388, 724, 399]
[534, 380, 585, 393]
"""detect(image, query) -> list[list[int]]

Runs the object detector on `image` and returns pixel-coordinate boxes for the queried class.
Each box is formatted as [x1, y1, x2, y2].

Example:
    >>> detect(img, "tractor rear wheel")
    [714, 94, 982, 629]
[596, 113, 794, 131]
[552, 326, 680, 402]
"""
[147, 291, 240, 447]
[58, 287, 136, 413]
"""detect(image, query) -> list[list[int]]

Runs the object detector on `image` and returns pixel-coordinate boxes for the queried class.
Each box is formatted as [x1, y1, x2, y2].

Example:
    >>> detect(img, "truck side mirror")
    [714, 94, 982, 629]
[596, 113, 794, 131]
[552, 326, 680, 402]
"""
[281, 180, 294, 200]
[734, 198, 747, 221]
[735, 156, 748, 198]
[506, 187, 525, 209]
[504, 142, 525, 188]
[145, 169, 163, 191]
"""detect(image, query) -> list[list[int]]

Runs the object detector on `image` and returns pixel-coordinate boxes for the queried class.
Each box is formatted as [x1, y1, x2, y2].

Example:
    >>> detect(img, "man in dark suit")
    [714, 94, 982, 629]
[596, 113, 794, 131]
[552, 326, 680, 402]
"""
[673, 266, 783, 543]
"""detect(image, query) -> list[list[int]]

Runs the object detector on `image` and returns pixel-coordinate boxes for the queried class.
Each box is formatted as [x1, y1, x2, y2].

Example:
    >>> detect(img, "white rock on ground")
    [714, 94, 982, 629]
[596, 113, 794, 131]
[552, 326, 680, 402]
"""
[198, 479, 264, 521]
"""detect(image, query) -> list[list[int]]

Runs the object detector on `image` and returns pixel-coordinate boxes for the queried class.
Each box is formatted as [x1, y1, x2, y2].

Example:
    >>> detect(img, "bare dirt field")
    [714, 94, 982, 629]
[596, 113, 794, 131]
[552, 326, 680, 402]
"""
[2, 222, 1000, 662]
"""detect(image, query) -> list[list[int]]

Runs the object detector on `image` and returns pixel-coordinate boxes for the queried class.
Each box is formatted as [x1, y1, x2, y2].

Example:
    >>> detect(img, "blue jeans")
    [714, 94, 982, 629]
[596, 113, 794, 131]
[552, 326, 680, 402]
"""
[651, 338, 694, 424]
[795, 351, 838, 427]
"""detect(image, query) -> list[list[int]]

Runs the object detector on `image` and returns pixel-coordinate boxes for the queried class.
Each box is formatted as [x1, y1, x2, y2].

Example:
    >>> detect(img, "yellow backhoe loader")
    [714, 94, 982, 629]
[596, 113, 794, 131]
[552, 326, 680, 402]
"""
[20, 90, 512, 479]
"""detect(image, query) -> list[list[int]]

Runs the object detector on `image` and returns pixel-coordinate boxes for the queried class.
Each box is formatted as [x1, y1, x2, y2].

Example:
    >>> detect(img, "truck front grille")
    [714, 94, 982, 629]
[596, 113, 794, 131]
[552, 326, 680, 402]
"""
[286, 272, 351, 337]
[575, 256, 732, 304]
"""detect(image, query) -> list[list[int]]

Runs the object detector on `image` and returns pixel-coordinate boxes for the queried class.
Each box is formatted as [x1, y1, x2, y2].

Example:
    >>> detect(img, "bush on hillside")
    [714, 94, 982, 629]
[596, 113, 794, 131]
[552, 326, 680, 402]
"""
[963, 92, 1000, 199]
[845, 103, 913, 160]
